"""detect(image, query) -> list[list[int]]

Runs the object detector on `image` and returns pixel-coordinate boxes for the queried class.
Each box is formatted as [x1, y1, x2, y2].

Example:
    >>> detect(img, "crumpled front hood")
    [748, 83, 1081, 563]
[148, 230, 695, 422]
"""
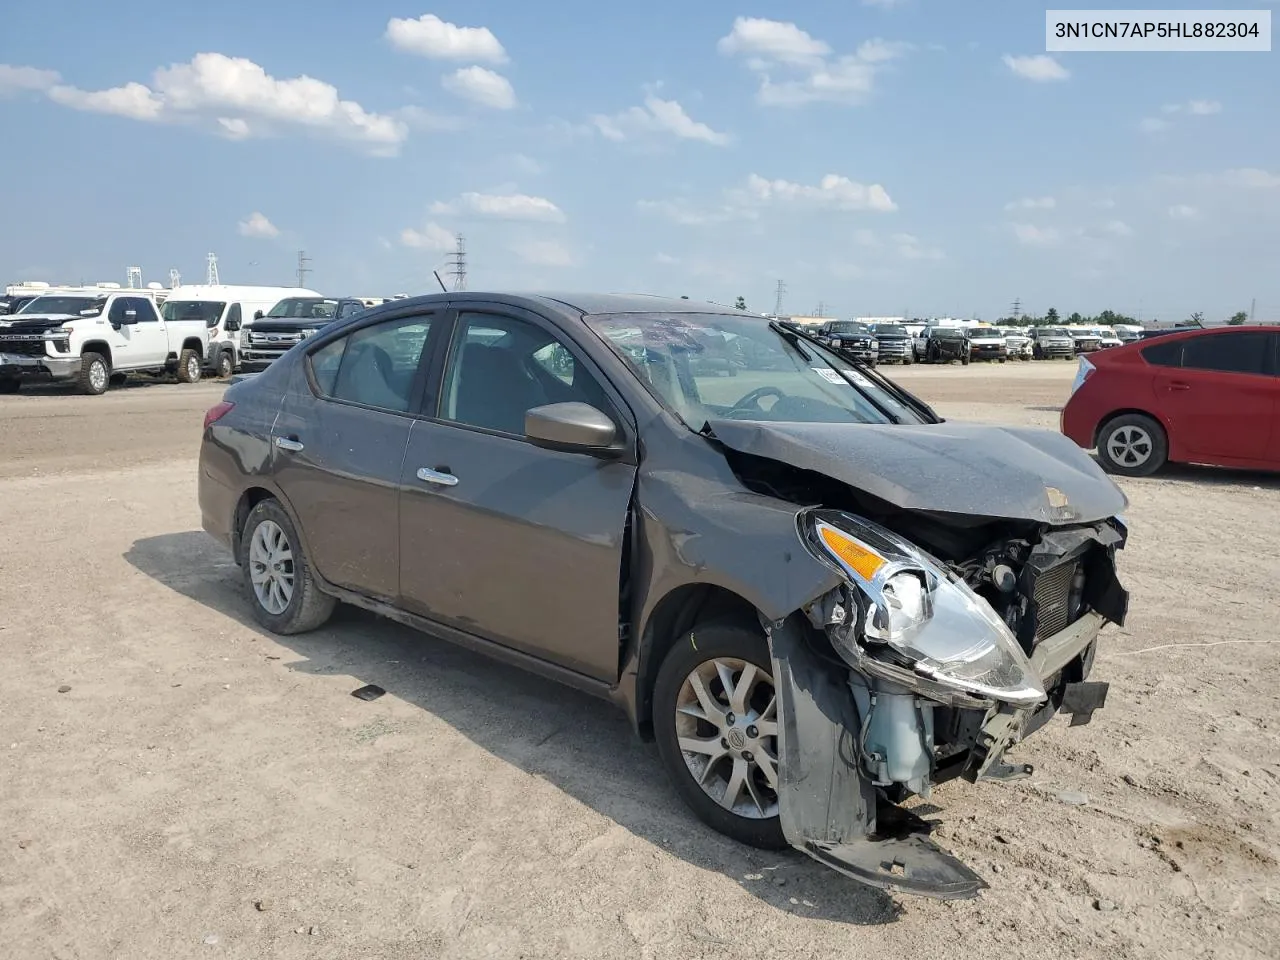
[707, 418, 1128, 524]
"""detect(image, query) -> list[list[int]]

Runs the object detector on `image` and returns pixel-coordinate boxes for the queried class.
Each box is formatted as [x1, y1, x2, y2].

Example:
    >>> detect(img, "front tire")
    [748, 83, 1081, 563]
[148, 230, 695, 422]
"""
[215, 350, 234, 379]
[77, 352, 110, 395]
[0, 377, 20, 394]
[652, 621, 786, 850]
[239, 499, 336, 634]
[177, 348, 202, 383]
[1096, 413, 1168, 477]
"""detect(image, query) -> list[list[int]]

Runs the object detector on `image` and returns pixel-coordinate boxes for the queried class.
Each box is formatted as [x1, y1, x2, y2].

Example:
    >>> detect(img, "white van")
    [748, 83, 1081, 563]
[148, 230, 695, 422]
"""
[160, 285, 320, 377]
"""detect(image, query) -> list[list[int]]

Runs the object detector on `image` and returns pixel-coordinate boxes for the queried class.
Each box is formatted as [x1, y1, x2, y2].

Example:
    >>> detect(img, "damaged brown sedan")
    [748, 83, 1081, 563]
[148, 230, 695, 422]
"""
[198, 293, 1129, 899]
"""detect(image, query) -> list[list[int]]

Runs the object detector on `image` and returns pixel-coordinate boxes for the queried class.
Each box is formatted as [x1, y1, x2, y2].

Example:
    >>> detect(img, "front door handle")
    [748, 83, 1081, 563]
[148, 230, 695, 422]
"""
[416, 466, 458, 487]
[274, 436, 304, 452]
[1168, 381, 1191, 391]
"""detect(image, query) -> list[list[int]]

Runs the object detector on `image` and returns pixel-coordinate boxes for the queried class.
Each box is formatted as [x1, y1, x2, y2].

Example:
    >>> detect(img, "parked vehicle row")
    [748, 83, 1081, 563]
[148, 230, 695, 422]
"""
[0, 283, 386, 395]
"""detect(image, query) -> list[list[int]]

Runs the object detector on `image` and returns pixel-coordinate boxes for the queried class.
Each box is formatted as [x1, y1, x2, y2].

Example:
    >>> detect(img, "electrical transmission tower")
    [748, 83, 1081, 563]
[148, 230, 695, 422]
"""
[126, 266, 142, 289]
[206, 253, 220, 286]
[447, 234, 467, 291]
[813, 301, 829, 318]
[169, 268, 181, 289]
[773, 279, 787, 317]
[296, 250, 312, 288]
[1010, 298, 1022, 322]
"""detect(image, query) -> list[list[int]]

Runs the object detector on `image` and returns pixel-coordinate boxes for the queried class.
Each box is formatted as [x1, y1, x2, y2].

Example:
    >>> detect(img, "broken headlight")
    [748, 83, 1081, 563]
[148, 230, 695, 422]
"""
[805, 512, 1046, 707]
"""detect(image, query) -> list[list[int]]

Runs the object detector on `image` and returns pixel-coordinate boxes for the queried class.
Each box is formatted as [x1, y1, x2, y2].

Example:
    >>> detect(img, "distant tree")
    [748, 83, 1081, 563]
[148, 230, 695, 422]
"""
[1188, 311, 1206, 326]
[1067, 311, 1083, 325]
[1045, 307, 1060, 325]
[734, 296, 747, 310]
[1228, 311, 1248, 325]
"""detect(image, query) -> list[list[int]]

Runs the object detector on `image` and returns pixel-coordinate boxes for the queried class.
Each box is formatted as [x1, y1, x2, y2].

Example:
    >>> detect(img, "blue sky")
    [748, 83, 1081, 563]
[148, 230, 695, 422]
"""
[1, 1, 1277, 321]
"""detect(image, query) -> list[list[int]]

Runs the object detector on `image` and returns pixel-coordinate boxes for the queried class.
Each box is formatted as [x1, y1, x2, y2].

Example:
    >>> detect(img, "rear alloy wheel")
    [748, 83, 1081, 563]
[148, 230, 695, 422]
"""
[239, 499, 336, 634]
[1097, 413, 1167, 477]
[215, 350, 234, 378]
[177, 348, 203, 383]
[653, 622, 786, 850]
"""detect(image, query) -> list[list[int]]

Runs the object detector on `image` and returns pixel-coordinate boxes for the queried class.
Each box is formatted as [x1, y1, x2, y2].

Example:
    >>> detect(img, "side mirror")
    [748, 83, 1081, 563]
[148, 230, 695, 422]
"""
[525, 402, 619, 454]
[225, 319, 240, 332]
[254, 310, 264, 320]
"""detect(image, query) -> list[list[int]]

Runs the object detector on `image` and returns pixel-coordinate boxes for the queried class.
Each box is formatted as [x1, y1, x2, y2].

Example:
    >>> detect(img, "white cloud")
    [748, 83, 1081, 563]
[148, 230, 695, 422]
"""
[441, 66, 516, 110]
[510, 153, 543, 175]
[1005, 196, 1056, 212]
[739, 173, 897, 212]
[1164, 98, 1222, 116]
[591, 96, 729, 145]
[511, 239, 575, 267]
[1002, 54, 1069, 82]
[636, 199, 743, 226]
[1010, 223, 1061, 245]
[718, 18, 909, 106]
[0, 64, 59, 95]
[237, 211, 279, 239]
[384, 14, 507, 63]
[654, 252, 680, 265]
[218, 117, 251, 139]
[37, 53, 407, 154]
[1091, 198, 1117, 209]
[1101, 219, 1133, 237]
[49, 81, 164, 120]
[863, 0, 908, 6]
[1161, 168, 1280, 189]
[1168, 204, 1199, 220]
[892, 233, 944, 260]
[399, 222, 456, 250]
[1139, 116, 1171, 133]
[716, 17, 830, 65]
[430, 191, 566, 222]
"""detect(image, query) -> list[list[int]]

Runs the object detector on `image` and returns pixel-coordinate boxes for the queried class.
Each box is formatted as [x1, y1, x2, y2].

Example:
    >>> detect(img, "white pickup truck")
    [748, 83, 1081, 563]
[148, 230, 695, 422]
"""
[0, 291, 209, 395]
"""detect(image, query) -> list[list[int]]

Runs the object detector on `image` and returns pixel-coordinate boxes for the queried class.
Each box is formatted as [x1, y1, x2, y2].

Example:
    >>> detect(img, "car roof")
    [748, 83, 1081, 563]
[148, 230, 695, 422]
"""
[368, 291, 744, 318]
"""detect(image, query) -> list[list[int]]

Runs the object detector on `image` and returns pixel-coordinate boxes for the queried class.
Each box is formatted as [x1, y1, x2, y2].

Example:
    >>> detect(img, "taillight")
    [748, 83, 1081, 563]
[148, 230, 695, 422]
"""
[1069, 358, 1095, 397]
[204, 401, 235, 430]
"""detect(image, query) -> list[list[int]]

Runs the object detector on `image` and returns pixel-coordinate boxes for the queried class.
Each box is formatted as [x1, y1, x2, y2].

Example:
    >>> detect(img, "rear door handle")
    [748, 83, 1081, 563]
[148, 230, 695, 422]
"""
[274, 436, 304, 452]
[416, 466, 458, 487]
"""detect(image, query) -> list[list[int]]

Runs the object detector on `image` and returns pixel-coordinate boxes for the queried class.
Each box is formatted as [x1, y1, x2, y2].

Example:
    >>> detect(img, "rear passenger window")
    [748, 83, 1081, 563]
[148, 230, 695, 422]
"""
[1140, 340, 1181, 367]
[1180, 332, 1269, 375]
[307, 315, 433, 413]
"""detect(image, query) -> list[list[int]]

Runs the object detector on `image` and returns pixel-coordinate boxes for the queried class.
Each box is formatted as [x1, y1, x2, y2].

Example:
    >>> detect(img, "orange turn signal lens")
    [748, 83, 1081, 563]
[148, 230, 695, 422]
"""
[818, 525, 887, 582]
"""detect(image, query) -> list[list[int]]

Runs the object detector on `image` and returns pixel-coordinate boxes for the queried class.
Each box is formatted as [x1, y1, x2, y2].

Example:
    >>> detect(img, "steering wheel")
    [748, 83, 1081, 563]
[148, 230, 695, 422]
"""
[727, 385, 785, 415]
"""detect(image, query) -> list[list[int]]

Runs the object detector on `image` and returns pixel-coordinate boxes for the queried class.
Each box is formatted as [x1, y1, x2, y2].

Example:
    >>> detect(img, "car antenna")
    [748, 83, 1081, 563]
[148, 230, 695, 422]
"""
[433, 270, 447, 293]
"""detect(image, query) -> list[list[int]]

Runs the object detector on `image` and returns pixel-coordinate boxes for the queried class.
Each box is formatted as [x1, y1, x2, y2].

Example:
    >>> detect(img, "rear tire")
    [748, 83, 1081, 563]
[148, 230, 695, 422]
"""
[653, 621, 786, 851]
[1096, 413, 1167, 477]
[215, 350, 234, 379]
[177, 348, 202, 383]
[77, 352, 110, 395]
[239, 499, 336, 634]
[0, 378, 19, 394]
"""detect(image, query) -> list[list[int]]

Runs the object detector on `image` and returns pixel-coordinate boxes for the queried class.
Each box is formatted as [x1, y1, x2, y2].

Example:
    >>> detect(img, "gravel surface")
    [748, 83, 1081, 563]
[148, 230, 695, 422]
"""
[2, 363, 1277, 960]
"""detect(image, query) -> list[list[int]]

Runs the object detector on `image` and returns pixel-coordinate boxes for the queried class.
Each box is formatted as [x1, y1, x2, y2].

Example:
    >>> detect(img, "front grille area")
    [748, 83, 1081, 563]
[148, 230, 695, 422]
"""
[1033, 560, 1081, 640]
[0, 338, 49, 358]
[878, 340, 911, 357]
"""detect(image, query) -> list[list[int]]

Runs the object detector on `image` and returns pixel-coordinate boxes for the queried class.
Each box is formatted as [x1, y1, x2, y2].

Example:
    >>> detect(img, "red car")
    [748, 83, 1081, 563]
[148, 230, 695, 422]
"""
[1060, 326, 1280, 476]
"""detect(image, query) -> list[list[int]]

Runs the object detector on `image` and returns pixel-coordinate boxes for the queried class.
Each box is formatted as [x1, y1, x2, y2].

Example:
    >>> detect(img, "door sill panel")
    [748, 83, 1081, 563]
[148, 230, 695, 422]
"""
[318, 581, 619, 703]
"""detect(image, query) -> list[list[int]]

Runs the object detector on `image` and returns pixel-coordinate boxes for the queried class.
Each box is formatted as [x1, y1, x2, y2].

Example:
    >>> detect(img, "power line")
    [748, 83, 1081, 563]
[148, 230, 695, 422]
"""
[447, 234, 467, 291]
[296, 250, 312, 288]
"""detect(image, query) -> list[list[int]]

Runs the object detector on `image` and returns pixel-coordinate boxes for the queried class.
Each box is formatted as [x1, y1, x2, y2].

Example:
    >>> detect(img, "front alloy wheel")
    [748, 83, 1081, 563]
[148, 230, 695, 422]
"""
[675, 657, 779, 820]
[653, 622, 786, 849]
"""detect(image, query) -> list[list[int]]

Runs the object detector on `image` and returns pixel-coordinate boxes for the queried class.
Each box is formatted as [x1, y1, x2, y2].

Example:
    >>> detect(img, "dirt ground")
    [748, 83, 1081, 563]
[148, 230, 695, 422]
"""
[2, 362, 1278, 960]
